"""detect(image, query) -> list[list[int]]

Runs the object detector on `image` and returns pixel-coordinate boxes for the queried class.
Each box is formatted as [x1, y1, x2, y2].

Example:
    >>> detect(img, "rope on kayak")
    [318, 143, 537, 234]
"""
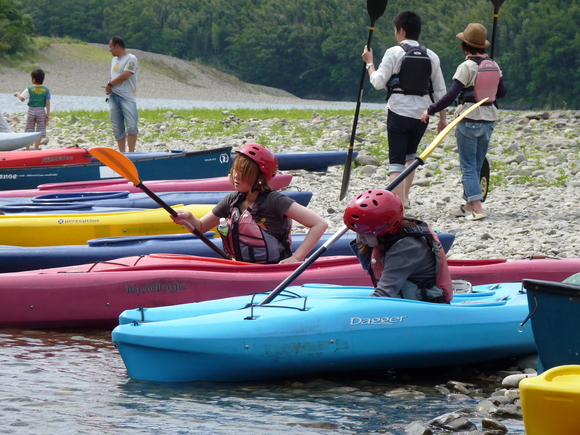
[518, 293, 538, 332]
[244, 294, 309, 320]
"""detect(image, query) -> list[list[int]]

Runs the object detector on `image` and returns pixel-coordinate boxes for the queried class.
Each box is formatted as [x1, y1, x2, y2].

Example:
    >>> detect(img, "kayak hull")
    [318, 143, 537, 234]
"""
[0, 146, 232, 190]
[0, 256, 371, 329]
[0, 189, 312, 212]
[0, 132, 43, 151]
[0, 204, 214, 246]
[0, 230, 366, 273]
[0, 250, 576, 330]
[112, 282, 536, 382]
[0, 173, 292, 198]
[0, 147, 92, 167]
[522, 278, 580, 372]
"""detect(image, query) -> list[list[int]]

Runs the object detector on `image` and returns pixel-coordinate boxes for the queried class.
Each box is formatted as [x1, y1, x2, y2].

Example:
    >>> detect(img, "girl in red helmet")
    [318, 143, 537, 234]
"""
[344, 189, 453, 303]
[171, 143, 328, 264]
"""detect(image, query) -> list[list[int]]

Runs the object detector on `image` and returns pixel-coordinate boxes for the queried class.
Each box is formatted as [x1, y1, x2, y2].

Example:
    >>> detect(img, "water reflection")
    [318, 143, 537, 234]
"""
[0, 328, 525, 434]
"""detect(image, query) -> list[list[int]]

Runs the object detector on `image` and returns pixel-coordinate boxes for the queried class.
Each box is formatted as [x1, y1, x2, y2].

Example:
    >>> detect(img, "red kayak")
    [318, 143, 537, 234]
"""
[0, 147, 92, 167]
[0, 173, 293, 198]
[1, 254, 579, 329]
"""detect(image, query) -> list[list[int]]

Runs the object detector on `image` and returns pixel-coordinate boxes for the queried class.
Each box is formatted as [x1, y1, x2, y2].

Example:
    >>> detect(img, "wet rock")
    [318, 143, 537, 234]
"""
[405, 421, 433, 434]
[502, 373, 536, 388]
[429, 412, 477, 431]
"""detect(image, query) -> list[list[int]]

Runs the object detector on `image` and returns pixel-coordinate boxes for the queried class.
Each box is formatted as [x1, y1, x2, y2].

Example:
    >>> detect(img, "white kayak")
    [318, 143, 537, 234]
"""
[0, 132, 42, 151]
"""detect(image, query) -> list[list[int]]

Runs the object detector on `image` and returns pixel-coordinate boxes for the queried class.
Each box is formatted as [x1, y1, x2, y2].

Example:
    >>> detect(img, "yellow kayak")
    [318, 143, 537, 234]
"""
[0, 204, 215, 247]
[520, 365, 580, 435]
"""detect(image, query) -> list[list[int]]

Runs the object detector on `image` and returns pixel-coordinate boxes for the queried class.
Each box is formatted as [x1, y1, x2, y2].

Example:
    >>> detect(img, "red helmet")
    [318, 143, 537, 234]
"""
[236, 143, 278, 181]
[343, 189, 403, 236]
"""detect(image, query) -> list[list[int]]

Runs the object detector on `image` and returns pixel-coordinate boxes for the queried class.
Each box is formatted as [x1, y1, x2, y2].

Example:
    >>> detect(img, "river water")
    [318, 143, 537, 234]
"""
[0, 327, 527, 435]
[1, 93, 384, 115]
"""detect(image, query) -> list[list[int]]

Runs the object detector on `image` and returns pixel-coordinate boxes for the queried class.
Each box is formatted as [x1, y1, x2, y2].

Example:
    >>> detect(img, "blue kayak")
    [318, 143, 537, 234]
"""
[112, 282, 536, 382]
[0, 232, 454, 273]
[522, 278, 580, 373]
[0, 190, 313, 212]
[252, 150, 358, 172]
[116, 150, 357, 172]
[0, 146, 232, 191]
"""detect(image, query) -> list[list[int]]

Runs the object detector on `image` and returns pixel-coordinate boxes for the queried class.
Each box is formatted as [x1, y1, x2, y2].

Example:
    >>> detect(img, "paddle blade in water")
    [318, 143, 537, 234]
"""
[89, 147, 141, 186]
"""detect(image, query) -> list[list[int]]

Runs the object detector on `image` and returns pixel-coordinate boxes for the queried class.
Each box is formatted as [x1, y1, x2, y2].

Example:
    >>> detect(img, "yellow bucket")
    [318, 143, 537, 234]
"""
[520, 365, 580, 435]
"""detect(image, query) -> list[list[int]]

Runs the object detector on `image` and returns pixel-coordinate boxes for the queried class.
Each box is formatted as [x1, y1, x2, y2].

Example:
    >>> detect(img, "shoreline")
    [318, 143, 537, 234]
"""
[1, 42, 379, 115]
[3, 107, 580, 262]
[0, 92, 384, 115]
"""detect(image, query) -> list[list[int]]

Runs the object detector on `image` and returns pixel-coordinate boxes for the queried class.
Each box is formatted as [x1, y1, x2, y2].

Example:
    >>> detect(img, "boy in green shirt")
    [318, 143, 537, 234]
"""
[14, 69, 51, 150]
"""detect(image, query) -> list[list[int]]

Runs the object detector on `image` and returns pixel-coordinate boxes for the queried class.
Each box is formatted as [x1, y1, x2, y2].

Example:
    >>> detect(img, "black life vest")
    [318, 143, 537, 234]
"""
[386, 43, 433, 101]
[351, 219, 453, 303]
[459, 57, 501, 106]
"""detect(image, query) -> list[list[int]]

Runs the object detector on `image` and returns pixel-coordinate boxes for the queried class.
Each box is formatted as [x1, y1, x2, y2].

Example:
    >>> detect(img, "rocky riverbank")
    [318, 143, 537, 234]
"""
[4, 107, 580, 262]
[7, 106, 573, 433]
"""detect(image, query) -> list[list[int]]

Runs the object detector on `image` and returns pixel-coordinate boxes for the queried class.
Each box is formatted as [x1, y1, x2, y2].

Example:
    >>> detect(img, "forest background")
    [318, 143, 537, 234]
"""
[2, 0, 579, 110]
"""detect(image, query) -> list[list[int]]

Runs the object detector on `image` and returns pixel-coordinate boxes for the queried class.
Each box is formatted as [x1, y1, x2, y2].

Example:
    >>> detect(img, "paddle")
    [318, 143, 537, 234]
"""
[258, 98, 489, 306]
[480, 0, 505, 201]
[89, 147, 230, 259]
[489, 0, 506, 60]
[339, 0, 389, 201]
[480, 156, 490, 202]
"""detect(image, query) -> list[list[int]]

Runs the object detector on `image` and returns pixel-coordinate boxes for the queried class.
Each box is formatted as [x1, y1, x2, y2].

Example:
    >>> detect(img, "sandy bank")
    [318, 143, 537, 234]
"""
[0, 42, 332, 106]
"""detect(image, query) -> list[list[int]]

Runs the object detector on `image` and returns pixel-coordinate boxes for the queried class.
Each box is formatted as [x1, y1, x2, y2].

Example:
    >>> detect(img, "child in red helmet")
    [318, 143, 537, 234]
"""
[344, 189, 453, 303]
[172, 143, 328, 264]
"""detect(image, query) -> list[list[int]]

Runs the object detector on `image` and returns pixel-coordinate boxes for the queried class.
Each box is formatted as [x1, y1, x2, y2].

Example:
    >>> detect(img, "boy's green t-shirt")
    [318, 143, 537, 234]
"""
[27, 85, 50, 108]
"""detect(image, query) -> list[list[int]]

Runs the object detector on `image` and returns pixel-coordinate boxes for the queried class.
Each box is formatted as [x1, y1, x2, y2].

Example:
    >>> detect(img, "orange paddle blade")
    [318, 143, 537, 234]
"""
[89, 147, 141, 185]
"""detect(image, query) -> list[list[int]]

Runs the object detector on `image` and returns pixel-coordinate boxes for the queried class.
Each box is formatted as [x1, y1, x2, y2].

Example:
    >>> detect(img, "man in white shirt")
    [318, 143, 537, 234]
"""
[105, 36, 139, 152]
[362, 10, 447, 207]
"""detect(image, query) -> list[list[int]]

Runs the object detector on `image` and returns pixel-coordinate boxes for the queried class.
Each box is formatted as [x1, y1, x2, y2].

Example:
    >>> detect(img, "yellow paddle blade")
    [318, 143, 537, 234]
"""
[419, 98, 489, 162]
[89, 147, 141, 185]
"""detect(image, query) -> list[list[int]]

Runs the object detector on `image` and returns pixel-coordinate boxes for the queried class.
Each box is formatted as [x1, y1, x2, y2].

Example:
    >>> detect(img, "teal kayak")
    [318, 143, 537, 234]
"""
[113, 282, 536, 382]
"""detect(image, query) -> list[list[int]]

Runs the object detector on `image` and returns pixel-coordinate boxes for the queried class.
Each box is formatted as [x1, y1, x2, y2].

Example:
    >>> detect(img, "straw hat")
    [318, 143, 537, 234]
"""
[456, 23, 490, 49]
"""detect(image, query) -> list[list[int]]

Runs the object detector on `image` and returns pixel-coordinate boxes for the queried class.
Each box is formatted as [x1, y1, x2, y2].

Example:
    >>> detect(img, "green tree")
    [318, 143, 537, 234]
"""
[12, 0, 580, 109]
[0, 0, 34, 55]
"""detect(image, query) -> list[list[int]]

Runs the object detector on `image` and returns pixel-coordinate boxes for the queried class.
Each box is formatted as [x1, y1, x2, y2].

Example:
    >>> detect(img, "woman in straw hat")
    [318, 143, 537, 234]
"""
[421, 23, 507, 221]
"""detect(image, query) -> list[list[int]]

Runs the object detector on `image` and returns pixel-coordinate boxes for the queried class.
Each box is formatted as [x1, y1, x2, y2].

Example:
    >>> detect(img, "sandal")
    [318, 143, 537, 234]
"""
[451, 205, 471, 217]
[466, 211, 488, 221]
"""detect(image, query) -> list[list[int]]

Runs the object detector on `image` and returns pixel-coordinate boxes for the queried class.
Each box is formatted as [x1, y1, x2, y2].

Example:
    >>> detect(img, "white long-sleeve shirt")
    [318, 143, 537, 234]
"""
[369, 39, 447, 119]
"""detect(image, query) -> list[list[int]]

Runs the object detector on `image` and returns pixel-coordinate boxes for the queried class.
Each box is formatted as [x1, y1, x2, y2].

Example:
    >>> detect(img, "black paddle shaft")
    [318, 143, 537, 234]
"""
[137, 182, 230, 259]
[489, 0, 506, 59]
[339, 0, 389, 200]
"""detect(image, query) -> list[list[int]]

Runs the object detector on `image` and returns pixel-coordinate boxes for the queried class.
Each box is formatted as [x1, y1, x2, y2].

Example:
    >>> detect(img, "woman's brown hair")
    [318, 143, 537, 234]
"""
[229, 154, 271, 193]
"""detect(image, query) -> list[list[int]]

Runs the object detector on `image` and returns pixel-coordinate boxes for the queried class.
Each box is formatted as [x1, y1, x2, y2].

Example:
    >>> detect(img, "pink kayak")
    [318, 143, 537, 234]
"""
[0, 147, 92, 167]
[1, 254, 580, 329]
[0, 173, 293, 198]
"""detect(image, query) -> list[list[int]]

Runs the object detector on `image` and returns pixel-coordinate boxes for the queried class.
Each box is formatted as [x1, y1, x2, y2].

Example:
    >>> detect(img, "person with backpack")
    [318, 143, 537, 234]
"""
[171, 143, 328, 264]
[344, 189, 453, 303]
[421, 23, 507, 221]
[362, 10, 447, 208]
